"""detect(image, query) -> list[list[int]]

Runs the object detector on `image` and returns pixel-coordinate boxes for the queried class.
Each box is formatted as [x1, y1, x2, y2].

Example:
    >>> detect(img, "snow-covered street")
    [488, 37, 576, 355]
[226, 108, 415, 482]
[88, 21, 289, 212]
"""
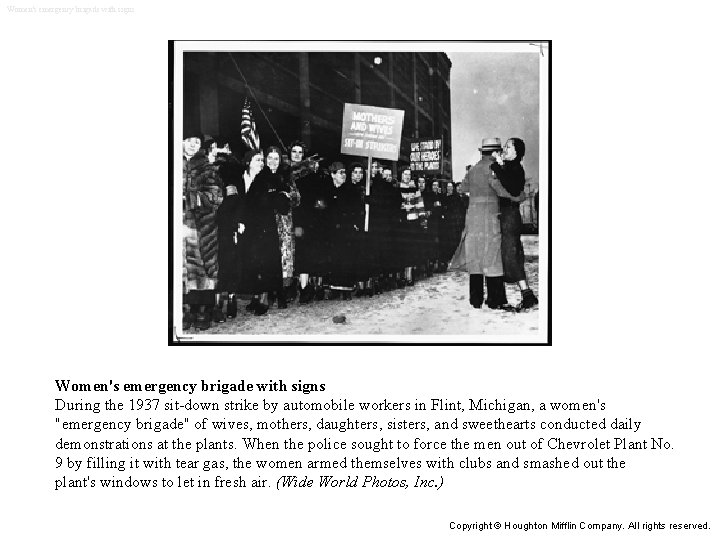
[186, 237, 540, 339]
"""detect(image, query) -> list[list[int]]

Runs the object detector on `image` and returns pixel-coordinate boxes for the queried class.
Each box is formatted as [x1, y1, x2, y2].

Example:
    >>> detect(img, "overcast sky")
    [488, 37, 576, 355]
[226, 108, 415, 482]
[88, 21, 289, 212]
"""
[448, 52, 539, 185]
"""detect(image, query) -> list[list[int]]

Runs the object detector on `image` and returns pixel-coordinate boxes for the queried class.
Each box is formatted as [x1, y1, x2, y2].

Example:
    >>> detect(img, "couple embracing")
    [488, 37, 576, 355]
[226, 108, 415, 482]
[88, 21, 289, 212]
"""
[451, 137, 538, 311]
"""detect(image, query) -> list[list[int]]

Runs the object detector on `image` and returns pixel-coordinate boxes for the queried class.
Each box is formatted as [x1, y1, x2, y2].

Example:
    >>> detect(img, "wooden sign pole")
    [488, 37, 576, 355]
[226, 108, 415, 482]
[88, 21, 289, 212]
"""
[364, 154, 372, 232]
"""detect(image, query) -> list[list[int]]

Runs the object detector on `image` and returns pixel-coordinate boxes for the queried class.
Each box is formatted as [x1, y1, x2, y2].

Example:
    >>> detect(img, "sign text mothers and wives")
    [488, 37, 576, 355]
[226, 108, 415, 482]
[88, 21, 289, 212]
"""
[340, 103, 404, 161]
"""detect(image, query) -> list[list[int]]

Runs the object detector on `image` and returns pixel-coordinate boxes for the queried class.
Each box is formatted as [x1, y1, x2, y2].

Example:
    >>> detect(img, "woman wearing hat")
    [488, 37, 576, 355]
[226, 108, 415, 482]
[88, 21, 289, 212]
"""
[288, 141, 330, 303]
[490, 138, 538, 309]
[451, 137, 509, 309]
[326, 162, 362, 299]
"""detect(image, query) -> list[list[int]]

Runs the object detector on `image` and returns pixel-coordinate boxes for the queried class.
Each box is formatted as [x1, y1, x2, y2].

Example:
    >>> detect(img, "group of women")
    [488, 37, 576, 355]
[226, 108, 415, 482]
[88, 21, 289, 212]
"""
[181, 133, 468, 330]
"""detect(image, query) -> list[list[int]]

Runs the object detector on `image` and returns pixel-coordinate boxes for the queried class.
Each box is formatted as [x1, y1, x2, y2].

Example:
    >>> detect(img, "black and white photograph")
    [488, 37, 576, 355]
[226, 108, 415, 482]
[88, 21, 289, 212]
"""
[171, 41, 550, 343]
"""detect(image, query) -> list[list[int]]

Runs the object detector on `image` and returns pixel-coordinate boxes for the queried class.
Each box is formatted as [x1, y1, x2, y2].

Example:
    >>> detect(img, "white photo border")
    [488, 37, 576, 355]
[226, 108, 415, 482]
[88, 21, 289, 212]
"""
[170, 40, 550, 344]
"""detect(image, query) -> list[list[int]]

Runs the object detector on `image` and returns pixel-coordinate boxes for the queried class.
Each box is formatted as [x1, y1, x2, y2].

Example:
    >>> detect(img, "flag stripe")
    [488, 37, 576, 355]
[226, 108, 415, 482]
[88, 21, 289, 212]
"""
[240, 98, 260, 151]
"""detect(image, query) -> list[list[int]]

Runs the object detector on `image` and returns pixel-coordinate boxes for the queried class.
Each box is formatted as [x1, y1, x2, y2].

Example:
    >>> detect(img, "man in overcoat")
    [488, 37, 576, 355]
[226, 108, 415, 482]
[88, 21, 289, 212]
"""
[452, 138, 508, 309]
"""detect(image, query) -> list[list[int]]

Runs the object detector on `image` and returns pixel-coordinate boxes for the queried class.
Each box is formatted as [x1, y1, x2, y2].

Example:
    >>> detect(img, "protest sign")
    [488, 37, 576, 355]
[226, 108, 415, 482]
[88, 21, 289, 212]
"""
[410, 138, 442, 173]
[340, 103, 404, 161]
[340, 103, 405, 231]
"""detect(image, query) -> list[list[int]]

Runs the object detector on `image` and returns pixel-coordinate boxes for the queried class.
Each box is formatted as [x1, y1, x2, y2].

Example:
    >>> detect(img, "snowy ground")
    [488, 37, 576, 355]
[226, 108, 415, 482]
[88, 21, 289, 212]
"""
[185, 236, 540, 340]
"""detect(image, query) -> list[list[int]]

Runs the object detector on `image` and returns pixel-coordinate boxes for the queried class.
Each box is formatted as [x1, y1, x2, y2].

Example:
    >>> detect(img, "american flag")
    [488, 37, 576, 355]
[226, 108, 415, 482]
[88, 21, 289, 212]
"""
[240, 97, 260, 151]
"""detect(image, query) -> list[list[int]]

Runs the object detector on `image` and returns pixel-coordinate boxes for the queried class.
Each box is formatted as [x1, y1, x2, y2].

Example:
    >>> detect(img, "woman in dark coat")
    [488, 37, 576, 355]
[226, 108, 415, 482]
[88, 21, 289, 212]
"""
[288, 141, 331, 303]
[326, 162, 363, 299]
[215, 149, 246, 319]
[356, 160, 386, 295]
[369, 162, 402, 290]
[490, 138, 538, 310]
[416, 176, 431, 277]
[440, 181, 465, 264]
[422, 178, 444, 275]
[237, 149, 290, 315]
[348, 163, 372, 296]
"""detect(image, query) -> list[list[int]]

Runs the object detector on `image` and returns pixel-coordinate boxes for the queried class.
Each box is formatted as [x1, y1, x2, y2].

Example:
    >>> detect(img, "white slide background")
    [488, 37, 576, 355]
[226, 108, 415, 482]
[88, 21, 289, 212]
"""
[2, 2, 719, 538]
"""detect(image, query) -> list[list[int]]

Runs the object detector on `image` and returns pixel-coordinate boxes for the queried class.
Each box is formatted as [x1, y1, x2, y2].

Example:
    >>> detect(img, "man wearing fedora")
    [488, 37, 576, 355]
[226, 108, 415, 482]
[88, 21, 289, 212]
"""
[451, 137, 511, 309]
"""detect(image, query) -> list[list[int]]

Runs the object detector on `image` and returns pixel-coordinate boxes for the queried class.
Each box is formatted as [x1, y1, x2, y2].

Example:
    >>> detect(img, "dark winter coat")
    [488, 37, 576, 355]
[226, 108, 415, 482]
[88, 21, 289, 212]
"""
[422, 190, 443, 261]
[348, 181, 373, 280]
[294, 170, 333, 274]
[367, 177, 403, 272]
[215, 157, 245, 292]
[491, 160, 527, 282]
[440, 193, 465, 262]
[327, 182, 363, 286]
[239, 167, 290, 293]
[491, 160, 525, 206]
